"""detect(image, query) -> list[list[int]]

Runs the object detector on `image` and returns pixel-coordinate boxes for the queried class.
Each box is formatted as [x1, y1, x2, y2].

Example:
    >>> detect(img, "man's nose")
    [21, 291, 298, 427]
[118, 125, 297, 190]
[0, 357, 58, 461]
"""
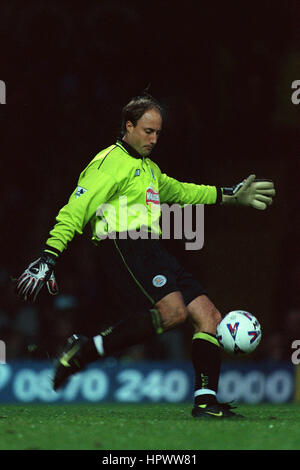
[150, 134, 158, 145]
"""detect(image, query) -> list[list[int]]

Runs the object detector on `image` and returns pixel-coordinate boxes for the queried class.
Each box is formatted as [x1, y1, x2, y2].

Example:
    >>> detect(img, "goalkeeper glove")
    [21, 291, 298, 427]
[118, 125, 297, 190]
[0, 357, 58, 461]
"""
[16, 252, 59, 302]
[221, 174, 275, 210]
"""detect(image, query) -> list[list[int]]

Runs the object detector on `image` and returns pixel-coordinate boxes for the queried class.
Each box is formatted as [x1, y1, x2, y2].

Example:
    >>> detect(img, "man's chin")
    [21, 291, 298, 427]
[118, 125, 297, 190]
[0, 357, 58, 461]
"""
[142, 147, 153, 157]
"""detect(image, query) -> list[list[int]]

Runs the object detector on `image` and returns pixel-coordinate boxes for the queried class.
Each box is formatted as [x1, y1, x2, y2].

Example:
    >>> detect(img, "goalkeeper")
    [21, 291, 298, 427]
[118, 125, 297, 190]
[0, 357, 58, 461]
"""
[16, 92, 275, 418]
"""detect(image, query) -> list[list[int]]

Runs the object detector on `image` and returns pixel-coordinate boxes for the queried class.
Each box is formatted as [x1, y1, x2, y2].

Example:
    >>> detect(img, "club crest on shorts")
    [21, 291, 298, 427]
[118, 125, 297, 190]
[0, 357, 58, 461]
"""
[152, 274, 167, 287]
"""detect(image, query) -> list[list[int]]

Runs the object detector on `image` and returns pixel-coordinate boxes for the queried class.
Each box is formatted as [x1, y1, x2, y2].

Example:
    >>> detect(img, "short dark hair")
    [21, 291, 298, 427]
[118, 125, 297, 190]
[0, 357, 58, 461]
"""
[121, 92, 163, 136]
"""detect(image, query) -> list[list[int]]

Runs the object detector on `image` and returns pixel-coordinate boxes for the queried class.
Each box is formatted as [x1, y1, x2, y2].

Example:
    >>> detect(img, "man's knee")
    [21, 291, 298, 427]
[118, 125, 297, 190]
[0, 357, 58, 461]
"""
[187, 295, 222, 333]
[155, 292, 188, 331]
[170, 304, 188, 325]
[162, 304, 188, 330]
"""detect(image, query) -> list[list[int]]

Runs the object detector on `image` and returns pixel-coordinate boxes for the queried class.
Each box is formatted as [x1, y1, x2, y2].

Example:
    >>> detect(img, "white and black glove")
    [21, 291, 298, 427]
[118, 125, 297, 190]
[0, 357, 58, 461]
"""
[16, 253, 59, 302]
[221, 174, 275, 210]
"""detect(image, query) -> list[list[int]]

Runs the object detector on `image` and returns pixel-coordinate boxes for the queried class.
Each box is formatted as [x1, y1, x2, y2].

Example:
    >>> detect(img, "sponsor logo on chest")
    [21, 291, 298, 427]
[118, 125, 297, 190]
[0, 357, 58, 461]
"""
[146, 186, 160, 205]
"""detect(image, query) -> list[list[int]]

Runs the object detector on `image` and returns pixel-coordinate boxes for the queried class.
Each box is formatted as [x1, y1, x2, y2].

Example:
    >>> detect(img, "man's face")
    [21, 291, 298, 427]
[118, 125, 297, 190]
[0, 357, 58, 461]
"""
[124, 108, 162, 157]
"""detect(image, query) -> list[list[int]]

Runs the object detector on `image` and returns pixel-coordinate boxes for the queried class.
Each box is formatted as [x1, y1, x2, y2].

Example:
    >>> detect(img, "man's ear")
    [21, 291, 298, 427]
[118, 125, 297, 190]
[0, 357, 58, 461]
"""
[126, 120, 134, 134]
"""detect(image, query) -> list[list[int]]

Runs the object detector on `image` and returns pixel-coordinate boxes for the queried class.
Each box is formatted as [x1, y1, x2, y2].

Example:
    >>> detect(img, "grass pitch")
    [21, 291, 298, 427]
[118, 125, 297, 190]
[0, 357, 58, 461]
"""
[0, 403, 299, 450]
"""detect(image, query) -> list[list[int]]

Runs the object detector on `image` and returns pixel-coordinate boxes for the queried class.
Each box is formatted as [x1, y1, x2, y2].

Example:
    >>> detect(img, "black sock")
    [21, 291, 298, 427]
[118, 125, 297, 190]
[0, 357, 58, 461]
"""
[192, 332, 221, 406]
[93, 308, 163, 357]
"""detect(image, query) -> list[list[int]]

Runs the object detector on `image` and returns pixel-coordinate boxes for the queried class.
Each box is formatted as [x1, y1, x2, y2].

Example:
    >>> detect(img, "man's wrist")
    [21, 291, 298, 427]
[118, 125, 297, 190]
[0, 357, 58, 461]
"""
[216, 187, 223, 204]
[218, 187, 236, 205]
[42, 246, 61, 266]
[219, 182, 244, 205]
[220, 192, 238, 205]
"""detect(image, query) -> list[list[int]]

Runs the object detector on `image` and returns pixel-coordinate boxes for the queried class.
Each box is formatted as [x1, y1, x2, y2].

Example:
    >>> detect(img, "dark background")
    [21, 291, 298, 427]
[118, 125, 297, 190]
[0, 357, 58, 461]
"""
[0, 0, 299, 362]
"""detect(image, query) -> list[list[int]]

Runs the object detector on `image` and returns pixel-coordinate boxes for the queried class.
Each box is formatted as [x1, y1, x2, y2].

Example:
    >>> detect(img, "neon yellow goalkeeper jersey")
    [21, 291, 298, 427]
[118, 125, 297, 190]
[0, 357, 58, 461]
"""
[45, 140, 218, 255]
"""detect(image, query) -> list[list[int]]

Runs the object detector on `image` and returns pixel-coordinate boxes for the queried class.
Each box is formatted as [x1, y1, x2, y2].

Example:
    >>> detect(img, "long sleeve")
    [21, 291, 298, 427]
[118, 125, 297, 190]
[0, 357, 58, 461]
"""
[158, 171, 217, 206]
[45, 161, 118, 254]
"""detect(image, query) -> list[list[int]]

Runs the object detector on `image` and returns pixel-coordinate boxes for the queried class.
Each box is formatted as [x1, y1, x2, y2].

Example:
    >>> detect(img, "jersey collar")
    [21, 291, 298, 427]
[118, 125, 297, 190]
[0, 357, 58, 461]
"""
[116, 139, 142, 159]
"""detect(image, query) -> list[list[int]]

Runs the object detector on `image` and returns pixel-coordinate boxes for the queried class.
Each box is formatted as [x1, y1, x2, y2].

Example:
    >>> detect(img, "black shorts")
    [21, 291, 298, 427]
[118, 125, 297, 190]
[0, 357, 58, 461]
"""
[98, 235, 207, 314]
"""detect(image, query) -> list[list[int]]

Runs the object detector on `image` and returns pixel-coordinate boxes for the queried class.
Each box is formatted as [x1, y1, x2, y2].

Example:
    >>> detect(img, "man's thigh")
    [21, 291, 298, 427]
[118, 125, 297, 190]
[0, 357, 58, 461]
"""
[100, 237, 184, 309]
[99, 237, 209, 324]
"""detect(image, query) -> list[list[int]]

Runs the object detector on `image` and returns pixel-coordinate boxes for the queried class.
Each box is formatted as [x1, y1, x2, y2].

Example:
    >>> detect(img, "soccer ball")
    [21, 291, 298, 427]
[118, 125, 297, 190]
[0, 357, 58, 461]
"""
[216, 310, 262, 355]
